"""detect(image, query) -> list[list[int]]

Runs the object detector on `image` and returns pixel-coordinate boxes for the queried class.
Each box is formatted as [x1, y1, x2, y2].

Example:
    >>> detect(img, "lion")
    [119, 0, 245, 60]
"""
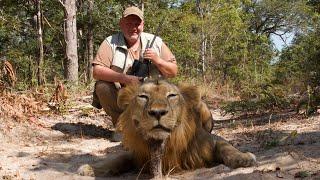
[79, 80, 256, 178]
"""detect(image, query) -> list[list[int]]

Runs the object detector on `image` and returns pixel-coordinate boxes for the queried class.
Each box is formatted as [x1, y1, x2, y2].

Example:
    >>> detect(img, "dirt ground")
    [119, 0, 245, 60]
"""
[0, 95, 319, 180]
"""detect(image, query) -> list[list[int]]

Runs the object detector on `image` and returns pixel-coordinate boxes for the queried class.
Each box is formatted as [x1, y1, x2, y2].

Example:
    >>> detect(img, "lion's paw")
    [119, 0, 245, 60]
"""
[77, 164, 95, 176]
[225, 152, 257, 169]
[242, 152, 257, 167]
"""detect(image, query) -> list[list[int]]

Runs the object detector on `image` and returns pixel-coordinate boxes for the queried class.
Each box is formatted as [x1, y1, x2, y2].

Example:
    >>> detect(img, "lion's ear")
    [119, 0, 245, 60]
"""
[117, 85, 138, 110]
[178, 84, 201, 105]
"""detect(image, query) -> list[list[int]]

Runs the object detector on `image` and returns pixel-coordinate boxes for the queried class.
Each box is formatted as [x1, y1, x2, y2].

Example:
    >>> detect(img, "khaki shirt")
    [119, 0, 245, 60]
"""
[92, 32, 176, 78]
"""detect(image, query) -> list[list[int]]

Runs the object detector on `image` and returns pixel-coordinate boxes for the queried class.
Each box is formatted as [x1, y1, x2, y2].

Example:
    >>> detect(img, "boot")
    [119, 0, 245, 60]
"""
[110, 131, 122, 142]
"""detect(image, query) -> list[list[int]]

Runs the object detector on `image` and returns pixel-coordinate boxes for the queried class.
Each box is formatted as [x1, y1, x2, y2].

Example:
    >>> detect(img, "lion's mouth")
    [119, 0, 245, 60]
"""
[152, 124, 171, 132]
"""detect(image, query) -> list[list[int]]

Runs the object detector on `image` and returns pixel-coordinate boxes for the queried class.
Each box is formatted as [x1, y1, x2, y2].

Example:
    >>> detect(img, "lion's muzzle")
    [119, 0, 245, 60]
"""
[152, 124, 171, 132]
[148, 109, 168, 120]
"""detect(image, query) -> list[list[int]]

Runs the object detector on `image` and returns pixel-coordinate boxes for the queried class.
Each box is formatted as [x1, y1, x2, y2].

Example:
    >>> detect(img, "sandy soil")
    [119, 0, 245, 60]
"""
[0, 96, 319, 180]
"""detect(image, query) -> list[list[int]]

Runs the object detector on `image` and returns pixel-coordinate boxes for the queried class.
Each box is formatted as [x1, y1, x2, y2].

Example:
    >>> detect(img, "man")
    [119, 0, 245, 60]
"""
[91, 6, 178, 141]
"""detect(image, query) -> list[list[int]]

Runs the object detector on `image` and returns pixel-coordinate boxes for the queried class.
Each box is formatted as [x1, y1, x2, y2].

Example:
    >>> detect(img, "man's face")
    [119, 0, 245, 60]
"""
[120, 15, 144, 45]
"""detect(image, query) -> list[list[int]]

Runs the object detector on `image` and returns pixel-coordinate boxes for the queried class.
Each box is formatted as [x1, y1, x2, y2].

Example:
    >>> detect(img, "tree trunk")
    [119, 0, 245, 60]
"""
[140, 0, 144, 12]
[201, 35, 206, 80]
[36, 0, 45, 85]
[196, 0, 206, 80]
[86, 0, 94, 84]
[63, 0, 78, 84]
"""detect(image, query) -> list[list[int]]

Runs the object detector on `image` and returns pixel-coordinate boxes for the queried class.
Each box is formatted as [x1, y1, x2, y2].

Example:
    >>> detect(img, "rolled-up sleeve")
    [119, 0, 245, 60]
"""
[160, 42, 176, 63]
[92, 40, 113, 68]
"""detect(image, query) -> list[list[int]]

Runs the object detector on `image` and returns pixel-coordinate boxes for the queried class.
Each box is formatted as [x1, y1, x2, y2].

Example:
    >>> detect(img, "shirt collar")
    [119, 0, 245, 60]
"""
[116, 32, 128, 49]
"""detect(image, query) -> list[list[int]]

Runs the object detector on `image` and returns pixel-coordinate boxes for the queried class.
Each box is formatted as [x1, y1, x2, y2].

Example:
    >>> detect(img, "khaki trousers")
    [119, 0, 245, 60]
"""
[93, 81, 122, 126]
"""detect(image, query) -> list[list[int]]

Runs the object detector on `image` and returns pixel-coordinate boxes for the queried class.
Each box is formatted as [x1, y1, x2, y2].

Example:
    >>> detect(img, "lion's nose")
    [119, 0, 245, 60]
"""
[148, 109, 168, 120]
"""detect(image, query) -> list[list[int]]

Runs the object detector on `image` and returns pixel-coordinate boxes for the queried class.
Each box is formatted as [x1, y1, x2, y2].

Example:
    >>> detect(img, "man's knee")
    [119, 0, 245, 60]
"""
[92, 81, 117, 109]
[94, 81, 119, 108]
[94, 81, 122, 125]
[95, 81, 117, 95]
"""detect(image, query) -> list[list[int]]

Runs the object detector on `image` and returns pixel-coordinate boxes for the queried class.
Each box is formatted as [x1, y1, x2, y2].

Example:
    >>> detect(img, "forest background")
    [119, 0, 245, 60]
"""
[1, 0, 320, 115]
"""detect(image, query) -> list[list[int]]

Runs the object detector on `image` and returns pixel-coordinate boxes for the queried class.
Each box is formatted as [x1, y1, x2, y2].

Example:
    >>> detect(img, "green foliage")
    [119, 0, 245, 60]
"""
[264, 139, 280, 149]
[277, 29, 320, 90]
[222, 84, 291, 115]
[294, 171, 310, 178]
[296, 86, 320, 116]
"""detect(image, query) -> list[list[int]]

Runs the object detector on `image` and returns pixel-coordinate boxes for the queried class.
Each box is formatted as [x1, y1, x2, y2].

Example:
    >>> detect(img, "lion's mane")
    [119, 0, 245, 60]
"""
[116, 80, 213, 172]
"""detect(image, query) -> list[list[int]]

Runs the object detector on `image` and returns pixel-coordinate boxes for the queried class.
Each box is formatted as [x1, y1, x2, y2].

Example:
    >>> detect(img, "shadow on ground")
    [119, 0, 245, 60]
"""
[232, 130, 320, 159]
[213, 110, 303, 129]
[51, 122, 113, 139]
[30, 145, 148, 179]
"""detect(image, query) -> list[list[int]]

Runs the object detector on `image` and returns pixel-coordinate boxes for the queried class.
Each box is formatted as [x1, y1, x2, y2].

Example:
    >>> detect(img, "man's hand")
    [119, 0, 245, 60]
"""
[142, 46, 178, 78]
[143, 48, 161, 64]
[123, 75, 142, 85]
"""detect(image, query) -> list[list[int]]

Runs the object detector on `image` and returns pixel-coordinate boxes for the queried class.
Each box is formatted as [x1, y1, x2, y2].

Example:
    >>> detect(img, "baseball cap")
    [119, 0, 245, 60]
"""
[122, 6, 144, 20]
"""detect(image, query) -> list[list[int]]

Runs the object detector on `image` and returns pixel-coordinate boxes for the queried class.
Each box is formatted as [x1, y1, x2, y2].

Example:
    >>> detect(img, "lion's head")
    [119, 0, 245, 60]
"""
[117, 80, 201, 140]
[119, 80, 182, 139]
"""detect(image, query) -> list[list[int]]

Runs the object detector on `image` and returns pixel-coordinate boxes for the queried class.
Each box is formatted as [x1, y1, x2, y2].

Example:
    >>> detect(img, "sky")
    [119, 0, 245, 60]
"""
[271, 32, 295, 51]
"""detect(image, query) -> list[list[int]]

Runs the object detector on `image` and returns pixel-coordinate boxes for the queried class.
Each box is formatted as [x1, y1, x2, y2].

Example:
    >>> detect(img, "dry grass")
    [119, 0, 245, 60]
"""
[0, 90, 47, 121]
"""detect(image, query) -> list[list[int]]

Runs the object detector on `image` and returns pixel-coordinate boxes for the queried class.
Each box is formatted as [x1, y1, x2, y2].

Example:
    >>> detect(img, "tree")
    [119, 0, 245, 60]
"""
[35, 0, 45, 85]
[274, 0, 320, 92]
[196, 0, 207, 80]
[61, 0, 79, 84]
[277, 29, 320, 91]
[86, 0, 94, 83]
[243, 0, 311, 38]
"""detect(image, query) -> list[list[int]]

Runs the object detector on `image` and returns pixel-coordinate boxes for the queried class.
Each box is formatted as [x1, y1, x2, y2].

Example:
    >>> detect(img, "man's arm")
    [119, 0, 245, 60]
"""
[92, 40, 140, 85]
[93, 65, 140, 85]
[143, 43, 178, 78]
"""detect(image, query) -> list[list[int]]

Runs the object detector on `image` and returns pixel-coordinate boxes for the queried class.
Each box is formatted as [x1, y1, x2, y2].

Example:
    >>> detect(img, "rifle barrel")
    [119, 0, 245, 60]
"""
[149, 16, 166, 48]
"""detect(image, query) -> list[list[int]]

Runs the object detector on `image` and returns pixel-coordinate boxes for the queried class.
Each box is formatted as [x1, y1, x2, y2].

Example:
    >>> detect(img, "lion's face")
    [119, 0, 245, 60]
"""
[118, 80, 185, 141]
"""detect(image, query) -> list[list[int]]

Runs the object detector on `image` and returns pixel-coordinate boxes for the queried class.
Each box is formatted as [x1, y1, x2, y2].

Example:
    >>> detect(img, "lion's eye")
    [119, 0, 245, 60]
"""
[138, 94, 149, 100]
[137, 94, 148, 105]
[167, 93, 178, 99]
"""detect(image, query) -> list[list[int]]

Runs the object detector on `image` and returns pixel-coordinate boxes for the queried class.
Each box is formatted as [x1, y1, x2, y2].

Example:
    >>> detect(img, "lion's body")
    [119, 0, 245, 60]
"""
[79, 80, 256, 177]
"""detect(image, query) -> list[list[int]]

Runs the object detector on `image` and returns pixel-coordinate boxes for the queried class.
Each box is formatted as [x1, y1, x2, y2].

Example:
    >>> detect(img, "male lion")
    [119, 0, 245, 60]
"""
[79, 80, 256, 178]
